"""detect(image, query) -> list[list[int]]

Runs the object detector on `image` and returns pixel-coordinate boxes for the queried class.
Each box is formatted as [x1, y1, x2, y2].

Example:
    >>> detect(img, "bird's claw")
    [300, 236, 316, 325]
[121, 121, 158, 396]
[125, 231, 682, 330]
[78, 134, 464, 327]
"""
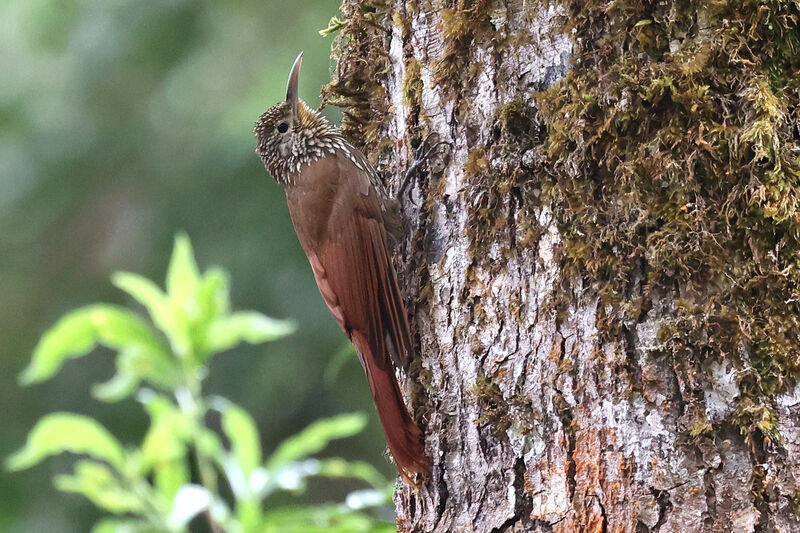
[398, 132, 452, 202]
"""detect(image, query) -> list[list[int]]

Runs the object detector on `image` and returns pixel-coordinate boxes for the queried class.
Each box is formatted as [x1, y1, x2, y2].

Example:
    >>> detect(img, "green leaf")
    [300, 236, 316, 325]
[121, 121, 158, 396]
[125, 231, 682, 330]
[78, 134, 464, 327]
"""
[88, 306, 164, 352]
[261, 505, 383, 533]
[206, 312, 295, 354]
[91, 518, 155, 533]
[220, 402, 261, 477]
[262, 457, 389, 498]
[112, 272, 191, 358]
[166, 233, 201, 304]
[20, 304, 165, 385]
[140, 395, 192, 470]
[265, 413, 366, 471]
[196, 267, 230, 323]
[195, 426, 225, 465]
[55, 460, 142, 513]
[192, 268, 231, 359]
[91, 368, 140, 403]
[92, 345, 182, 402]
[153, 460, 189, 506]
[315, 458, 389, 490]
[6, 413, 126, 471]
[111, 272, 169, 325]
[319, 16, 346, 36]
[267, 459, 320, 493]
[343, 488, 391, 511]
[120, 346, 182, 389]
[368, 524, 397, 533]
[237, 498, 263, 533]
[19, 308, 95, 384]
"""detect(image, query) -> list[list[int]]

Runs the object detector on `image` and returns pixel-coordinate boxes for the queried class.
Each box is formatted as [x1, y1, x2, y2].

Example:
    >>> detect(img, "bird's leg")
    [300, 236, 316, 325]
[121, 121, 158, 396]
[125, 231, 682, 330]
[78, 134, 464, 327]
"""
[384, 133, 452, 243]
[397, 132, 452, 201]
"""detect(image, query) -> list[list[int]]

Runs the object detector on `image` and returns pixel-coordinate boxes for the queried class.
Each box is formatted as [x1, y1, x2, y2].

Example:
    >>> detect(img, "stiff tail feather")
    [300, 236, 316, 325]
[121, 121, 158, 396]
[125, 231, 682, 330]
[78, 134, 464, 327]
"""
[352, 332, 430, 484]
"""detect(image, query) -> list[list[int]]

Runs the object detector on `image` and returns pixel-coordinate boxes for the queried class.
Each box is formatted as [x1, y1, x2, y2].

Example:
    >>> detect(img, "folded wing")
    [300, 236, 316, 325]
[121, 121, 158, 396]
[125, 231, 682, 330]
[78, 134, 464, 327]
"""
[286, 153, 429, 482]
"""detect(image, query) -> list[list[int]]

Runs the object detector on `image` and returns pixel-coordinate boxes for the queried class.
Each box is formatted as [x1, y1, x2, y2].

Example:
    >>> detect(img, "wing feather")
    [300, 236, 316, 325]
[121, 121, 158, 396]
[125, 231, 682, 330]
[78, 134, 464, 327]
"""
[285, 153, 428, 481]
[290, 154, 413, 369]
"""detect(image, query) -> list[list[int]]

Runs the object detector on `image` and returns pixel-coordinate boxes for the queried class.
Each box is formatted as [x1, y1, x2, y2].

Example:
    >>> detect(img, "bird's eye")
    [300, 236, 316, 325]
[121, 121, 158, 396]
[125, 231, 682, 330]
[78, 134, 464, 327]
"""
[277, 122, 289, 134]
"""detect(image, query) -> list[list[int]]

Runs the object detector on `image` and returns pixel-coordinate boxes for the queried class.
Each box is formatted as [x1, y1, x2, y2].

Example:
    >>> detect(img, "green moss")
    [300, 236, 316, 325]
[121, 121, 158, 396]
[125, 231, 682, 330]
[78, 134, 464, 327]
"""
[402, 56, 423, 109]
[733, 398, 781, 443]
[537, 0, 800, 508]
[320, 1, 392, 148]
[498, 100, 525, 131]
[471, 374, 511, 434]
[751, 464, 769, 515]
[686, 412, 714, 442]
[460, 100, 546, 257]
[462, 147, 497, 253]
[470, 370, 538, 437]
[435, 1, 494, 91]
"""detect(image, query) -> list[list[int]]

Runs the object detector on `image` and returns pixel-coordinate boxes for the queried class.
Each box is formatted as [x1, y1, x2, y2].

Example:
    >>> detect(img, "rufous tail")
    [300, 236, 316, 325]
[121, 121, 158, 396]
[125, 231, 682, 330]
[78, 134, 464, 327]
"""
[352, 332, 430, 484]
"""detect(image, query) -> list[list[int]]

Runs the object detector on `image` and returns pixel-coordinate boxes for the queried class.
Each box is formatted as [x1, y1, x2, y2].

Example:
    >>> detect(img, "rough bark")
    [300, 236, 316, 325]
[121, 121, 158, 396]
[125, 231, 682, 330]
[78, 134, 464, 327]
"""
[325, 1, 800, 532]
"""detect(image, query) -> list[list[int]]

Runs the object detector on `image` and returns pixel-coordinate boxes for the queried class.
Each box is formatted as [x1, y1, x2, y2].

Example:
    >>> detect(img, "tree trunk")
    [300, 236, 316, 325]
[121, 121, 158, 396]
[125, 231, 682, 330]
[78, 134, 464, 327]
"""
[325, 1, 800, 532]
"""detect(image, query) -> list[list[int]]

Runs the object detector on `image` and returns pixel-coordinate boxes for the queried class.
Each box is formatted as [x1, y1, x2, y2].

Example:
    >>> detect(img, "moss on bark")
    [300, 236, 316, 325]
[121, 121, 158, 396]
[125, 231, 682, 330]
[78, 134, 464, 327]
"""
[536, 0, 800, 500]
[320, 0, 392, 148]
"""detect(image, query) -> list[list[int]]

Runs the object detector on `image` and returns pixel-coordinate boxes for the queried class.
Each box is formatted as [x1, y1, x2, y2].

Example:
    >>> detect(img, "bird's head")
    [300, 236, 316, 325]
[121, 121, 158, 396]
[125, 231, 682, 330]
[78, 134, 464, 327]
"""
[254, 52, 340, 184]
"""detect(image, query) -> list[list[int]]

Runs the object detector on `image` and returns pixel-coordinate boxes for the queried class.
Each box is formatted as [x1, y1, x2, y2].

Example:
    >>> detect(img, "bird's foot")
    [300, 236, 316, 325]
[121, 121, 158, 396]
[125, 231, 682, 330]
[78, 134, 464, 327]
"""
[398, 132, 452, 202]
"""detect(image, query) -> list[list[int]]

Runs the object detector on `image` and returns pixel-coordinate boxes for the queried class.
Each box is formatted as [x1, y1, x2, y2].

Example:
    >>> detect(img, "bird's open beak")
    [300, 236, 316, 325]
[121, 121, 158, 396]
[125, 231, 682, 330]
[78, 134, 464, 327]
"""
[286, 52, 303, 118]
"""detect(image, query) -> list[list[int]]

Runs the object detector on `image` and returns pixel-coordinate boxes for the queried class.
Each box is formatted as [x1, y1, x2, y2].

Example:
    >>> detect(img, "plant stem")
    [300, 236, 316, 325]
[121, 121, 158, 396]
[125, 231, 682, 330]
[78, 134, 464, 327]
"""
[176, 383, 224, 533]
[195, 447, 223, 533]
[124, 471, 171, 531]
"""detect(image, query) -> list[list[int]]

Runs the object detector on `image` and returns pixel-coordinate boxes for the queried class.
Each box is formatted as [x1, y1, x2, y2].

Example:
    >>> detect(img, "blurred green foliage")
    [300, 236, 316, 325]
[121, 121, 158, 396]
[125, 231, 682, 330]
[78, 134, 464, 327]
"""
[0, 1, 394, 531]
[7, 235, 395, 532]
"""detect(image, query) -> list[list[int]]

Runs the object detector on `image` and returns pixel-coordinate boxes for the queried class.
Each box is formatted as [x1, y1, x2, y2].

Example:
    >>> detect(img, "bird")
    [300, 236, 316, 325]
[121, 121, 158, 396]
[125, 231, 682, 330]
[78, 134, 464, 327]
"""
[254, 52, 430, 484]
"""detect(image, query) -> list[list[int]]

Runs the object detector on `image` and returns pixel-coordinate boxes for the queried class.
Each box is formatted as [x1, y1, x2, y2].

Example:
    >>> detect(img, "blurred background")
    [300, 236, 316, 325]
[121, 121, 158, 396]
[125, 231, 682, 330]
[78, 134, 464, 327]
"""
[0, 1, 394, 531]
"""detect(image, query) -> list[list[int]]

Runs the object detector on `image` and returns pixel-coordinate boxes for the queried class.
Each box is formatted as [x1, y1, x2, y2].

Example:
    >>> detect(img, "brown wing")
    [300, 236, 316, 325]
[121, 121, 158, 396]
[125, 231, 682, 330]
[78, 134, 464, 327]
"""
[286, 153, 413, 370]
[284, 153, 429, 482]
